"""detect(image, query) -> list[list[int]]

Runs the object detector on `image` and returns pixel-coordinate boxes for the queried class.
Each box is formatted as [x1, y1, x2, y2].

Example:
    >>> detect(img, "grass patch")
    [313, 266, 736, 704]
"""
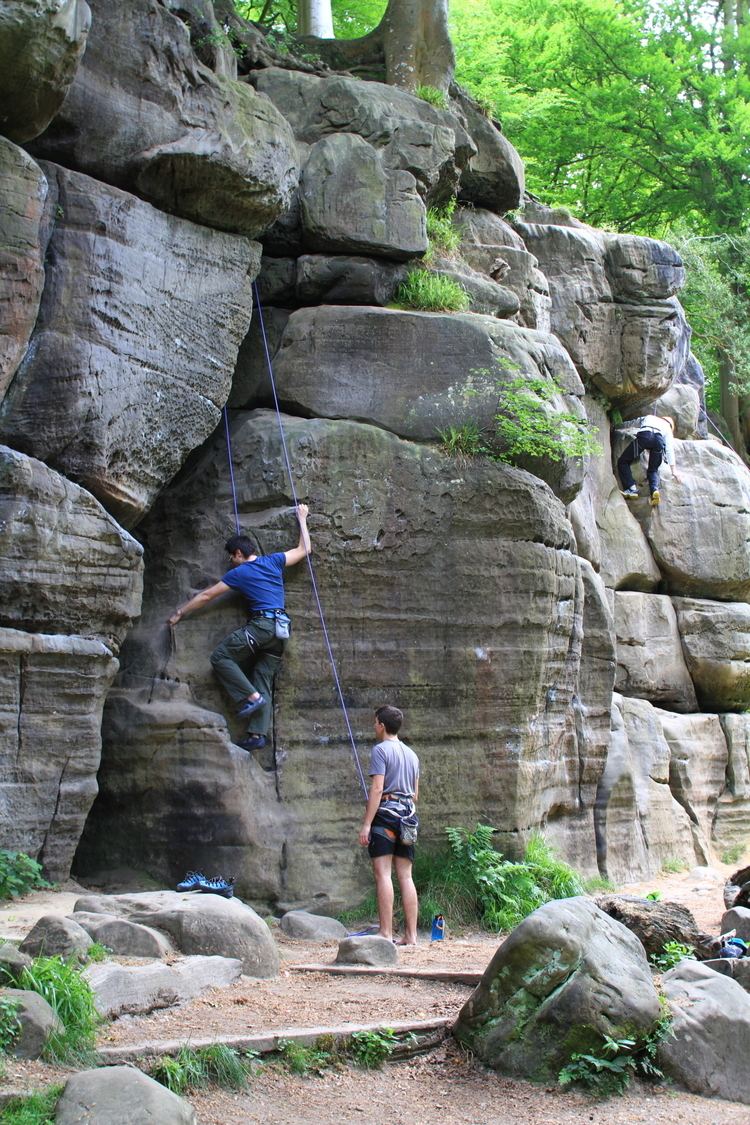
[276, 1037, 337, 1075]
[85, 942, 111, 964]
[721, 843, 745, 865]
[14, 956, 98, 1063]
[415, 84, 448, 108]
[150, 1043, 253, 1093]
[437, 421, 488, 459]
[395, 269, 469, 312]
[660, 857, 689, 874]
[583, 875, 617, 893]
[426, 198, 461, 258]
[0, 1084, 63, 1125]
[0, 851, 50, 900]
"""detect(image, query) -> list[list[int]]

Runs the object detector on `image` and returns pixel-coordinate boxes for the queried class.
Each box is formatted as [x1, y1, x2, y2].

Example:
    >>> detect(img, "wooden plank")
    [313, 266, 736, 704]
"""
[289, 963, 482, 986]
[96, 1016, 452, 1064]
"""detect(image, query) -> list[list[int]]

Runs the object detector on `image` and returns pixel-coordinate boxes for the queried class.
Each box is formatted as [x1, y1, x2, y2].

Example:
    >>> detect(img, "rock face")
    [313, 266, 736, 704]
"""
[661, 711, 729, 865]
[453, 897, 660, 1079]
[714, 715, 750, 852]
[28, 0, 298, 235]
[0, 167, 259, 526]
[0, 0, 91, 144]
[613, 592, 697, 712]
[672, 598, 750, 711]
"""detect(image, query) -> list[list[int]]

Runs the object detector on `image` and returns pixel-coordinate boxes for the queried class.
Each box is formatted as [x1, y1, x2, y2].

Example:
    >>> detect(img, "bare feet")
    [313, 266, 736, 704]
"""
[393, 937, 417, 947]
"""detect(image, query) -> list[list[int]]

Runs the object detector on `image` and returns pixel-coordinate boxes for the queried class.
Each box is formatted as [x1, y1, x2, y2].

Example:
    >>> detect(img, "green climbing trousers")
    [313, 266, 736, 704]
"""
[210, 618, 284, 736]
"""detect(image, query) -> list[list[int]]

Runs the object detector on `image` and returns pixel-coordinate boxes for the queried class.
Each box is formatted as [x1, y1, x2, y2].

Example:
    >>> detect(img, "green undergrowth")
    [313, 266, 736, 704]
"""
[0, 851, 50, 901]
[582, 875, 617, 893]
[0, 1085, 63, 1125]
[650, 941, 695, 972]
[721, 843, 745, 865]
[84, 942, 111, 964]
[425, 198, 461, 258]
[494, 375, 602, 464]
[660, 857, 689, 874]
[150, 1043, 254, 1094]
[559, 1005, 674, 1097]
[394, 268, 469, 312]
[415, 84, 449, 109]
[274, 1029, 407, 1075]
[10, 956, 98, 1063]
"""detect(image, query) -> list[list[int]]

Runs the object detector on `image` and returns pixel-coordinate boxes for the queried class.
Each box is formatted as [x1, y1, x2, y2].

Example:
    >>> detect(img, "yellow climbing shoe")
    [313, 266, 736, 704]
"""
[650, 489, 661, 507]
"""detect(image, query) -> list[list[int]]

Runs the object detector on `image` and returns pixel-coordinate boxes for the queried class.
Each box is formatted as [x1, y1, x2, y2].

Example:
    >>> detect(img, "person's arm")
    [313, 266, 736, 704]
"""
[665, 429, 681, 481]
[359, 774, 384, 846]
[283, 503, 311, 567]
[414, 777, 419, 803]
[168, 580, 231, 626]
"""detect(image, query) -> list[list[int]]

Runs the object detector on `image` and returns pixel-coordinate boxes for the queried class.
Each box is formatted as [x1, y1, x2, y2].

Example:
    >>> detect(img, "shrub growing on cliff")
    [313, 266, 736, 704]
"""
[494, 375, 601, 463]
[0, 851, 50, 900]
[426, 198, 461, 257]
[416, 84, 449, 109]
[395, 269, 470, 312]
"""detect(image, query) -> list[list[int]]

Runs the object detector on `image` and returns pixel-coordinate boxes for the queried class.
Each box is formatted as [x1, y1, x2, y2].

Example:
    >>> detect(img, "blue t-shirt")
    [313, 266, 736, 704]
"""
[222, 552, 286, 612]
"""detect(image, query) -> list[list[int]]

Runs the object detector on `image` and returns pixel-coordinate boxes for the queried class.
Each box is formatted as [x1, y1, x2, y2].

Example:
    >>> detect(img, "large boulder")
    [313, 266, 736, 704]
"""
[647, 382, 702, 439]
[672, 598, 750, 711]
[73, 890, 279, 977]
[453, 897, 661, 1079]
[55, 1066, 196, 1125]
[0, 140, 48, 400]
[0, 628, 118, 880]
[714, 715, 750, 854]
[0, 447, 143, 646]
[83, 954, 242, 1018]
[19, 914, 92, 960]
[660, 711, 729, 864]
[28, 0, 298, 235]
[659, 960, 750, 1104]
[613, 592, 697, 712]
[0, 166, 259, 526]
[0, 0, 91, 143]
[631, 440, 750, 602]
[73, 912, 174, 958]
[0, 988, 63, 1059]
[75, 413, 602, 906]
[253, 68, 475, 204]
[595, 695, 695, 883]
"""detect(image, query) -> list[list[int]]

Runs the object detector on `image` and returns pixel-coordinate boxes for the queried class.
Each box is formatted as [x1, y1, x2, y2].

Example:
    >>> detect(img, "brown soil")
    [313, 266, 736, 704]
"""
[2, 863, 748, 1123]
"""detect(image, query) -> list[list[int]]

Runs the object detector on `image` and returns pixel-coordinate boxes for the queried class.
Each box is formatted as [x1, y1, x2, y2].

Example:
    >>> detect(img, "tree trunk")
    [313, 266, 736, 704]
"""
[718, 348, 750, 463]
[298, 0, 334, 40]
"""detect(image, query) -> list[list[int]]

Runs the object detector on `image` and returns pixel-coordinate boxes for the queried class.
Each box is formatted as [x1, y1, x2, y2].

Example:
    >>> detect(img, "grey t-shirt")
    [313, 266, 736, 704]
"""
[370, 738, 419, 798]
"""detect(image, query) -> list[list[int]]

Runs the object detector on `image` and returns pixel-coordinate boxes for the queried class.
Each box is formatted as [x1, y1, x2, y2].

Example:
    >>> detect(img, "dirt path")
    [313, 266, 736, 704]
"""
[1, 863, 748, 1123]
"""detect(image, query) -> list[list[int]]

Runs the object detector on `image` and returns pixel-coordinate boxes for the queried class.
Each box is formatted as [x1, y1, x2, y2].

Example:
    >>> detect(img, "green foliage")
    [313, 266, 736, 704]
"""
[84, 942, 111, 964]
[0, 996, 21, 1054]
[583, 875, 616, 893]
[650, 941, 695, 972]
[645, 890, 662, 901]
[150, 1043, 252, 1093]
[415, 85, 449, 109]
[15, 956, 98, 1062]
[0, 851, 50, 900]
[722, 843, 746, 865]
[559, 1011, 672, 1097]
[349, 1028, 402, 1068]
[394, 269, 470, 312]
[233, 1, 386, 39]
[494, 375, 602, 464]
[425, 198, 461, 257]
[437, 422, 488, 459]
[0, 1085, 63, 1125]
[660, 857, 689, 874]
[336, 892, 378, 927]
[276, 1037, 335, 1075]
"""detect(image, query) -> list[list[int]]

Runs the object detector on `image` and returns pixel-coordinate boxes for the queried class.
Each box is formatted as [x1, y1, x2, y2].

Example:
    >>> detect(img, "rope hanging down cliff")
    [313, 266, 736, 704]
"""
[216, 282, 368, 797]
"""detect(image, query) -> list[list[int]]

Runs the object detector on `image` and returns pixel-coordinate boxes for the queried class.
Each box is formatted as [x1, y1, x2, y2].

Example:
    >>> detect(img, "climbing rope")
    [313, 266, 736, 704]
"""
[220, 282, 368, 797]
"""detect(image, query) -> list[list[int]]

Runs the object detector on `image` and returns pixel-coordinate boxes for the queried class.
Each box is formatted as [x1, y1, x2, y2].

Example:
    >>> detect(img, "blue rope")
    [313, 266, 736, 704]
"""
[222, 281, 368, 798]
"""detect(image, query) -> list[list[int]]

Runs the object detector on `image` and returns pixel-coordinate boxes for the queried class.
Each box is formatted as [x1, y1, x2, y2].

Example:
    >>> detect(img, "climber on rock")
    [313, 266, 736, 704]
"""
[167, 504, 311, 753]
[617, 414, 681, 507]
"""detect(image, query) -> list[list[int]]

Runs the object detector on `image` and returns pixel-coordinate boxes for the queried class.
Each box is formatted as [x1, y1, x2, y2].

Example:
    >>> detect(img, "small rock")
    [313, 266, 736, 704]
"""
[19, 915, 92, 961]
[73, 913, 173, 958]
[335, 936, 398, 967]
[0, 988, 63, 1059]
[720, 906, 750, 941]
[55, 1065, 196, 1124]
[280, 911, 347, 941]
[0, 941, 32, 982]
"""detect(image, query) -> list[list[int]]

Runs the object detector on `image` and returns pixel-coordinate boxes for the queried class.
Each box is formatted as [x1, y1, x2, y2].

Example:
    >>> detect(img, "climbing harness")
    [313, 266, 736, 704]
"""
[219, 282, 368, 798]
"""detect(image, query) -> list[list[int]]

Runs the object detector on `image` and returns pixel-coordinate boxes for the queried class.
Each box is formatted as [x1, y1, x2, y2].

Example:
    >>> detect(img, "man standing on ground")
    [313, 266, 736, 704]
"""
[168, 504, 311, 753]
[617, 414, 681, 506]
[359, 705, 420, 946]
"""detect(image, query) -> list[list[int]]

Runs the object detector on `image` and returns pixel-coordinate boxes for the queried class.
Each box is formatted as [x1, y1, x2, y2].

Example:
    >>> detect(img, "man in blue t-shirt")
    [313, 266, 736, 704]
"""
[168, 504, 311, 752]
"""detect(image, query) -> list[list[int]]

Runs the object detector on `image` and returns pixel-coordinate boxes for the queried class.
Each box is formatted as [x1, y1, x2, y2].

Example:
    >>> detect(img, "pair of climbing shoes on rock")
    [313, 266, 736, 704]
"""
[176, 871, 235, 898]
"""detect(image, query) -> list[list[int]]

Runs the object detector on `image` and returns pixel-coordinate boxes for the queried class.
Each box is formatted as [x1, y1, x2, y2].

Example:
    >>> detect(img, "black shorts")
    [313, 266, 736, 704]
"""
[367, 821, 415, 862]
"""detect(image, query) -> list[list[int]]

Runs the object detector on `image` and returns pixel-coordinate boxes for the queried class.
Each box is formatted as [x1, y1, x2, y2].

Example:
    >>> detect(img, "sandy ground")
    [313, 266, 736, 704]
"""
[1, 863, 748, 1123]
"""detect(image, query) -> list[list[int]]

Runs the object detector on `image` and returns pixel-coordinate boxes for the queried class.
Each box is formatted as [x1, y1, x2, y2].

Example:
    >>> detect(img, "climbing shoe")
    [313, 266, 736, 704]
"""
[176, 871, 206, 892]
[650, 489, 661, 507]
[197, 875, 235, 899]
[237, 695, 266, 718]
[238, 734, 267, 752]
[621, 486, 638, 498]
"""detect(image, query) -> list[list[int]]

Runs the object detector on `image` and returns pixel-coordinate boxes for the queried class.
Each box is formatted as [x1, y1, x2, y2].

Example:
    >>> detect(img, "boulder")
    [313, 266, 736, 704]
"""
[295, 255, 408, 308]
[647, 382, 702, 439]
[75, 413, 601, 906]
[603, 233, 684, 300]
[594, 895, 712, 958]
[335, 936, 398, 966]
[714, 717, 750, 857]
[720, 906, 750, 941]
[0, 140, 48, 400]
[426, 254, 520, 318]
[0, 166, 259, 527]
[613, 592, 697, 712]
[72, 913, 174, 958]
[18, 914, 92, 960]
[453, 897, 661, 1079]
[660, 711, 729, 864]
[74, 890, 279, 977]
[0, 628, 119, 881]
[280, 911, 347, 941]
[723, 864, 750, 910]
[0, 988, 62, 1059]
[55, 1066, 196, 1125]
[0, 941, 31, 982]
[595, 695, 695, 882]
[0, 447, 143, 646]
[659, 960, 750, 1104]
[28, 0, 298, 235]
[452, 89, 524, 213]
[253, 68, 475, 203]
[0, 0, 91, 143]
[266, 307, 587, 501]
[701, 957, 750, 992]
[83, 954, 242, 1018]
[672, 598, 750, 711]
[299, 134, 427, 260]
[676, 352, 708, 436]
[631, 440, 750, 602]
